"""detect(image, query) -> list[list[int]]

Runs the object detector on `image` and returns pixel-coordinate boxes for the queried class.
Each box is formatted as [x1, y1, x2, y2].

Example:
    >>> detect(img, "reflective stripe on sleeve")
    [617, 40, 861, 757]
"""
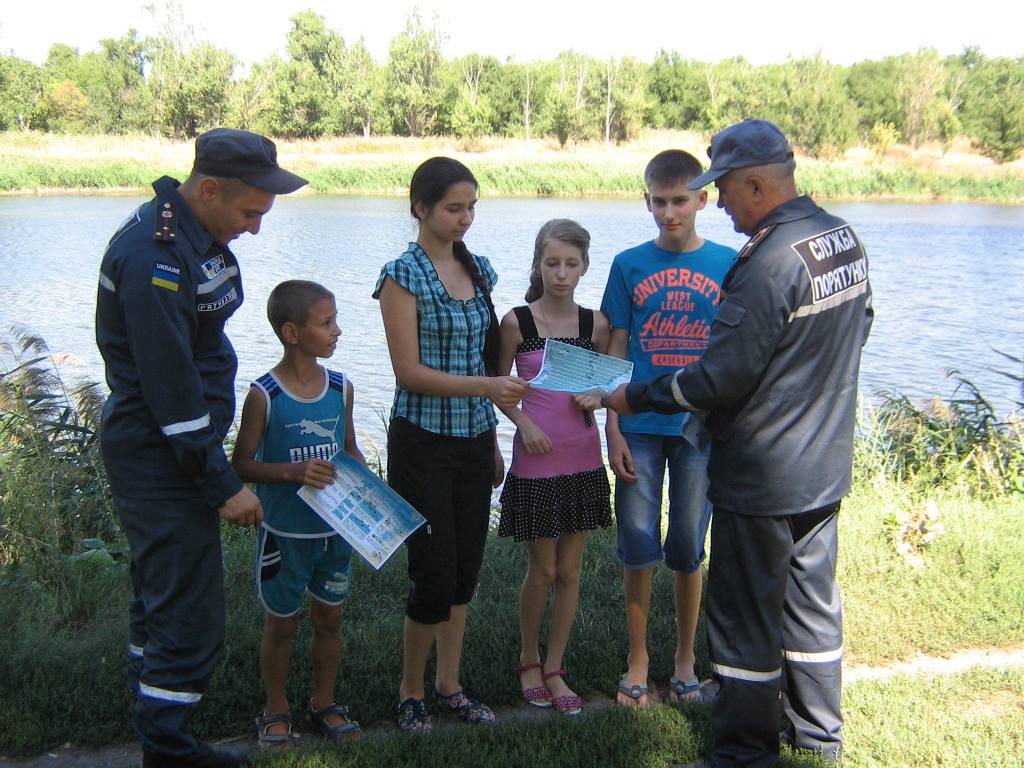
[784, 646, 844, 664]
[711, 663, 782, 682]
[160, 414, 211, 436]
[788, 282, 868, 322]
[128, 643, 144, 659]
[99, 272, 116, 292]
[196, 266, 239, 295]
[670, 373, 694, 410]
[139, 683, 202, 704]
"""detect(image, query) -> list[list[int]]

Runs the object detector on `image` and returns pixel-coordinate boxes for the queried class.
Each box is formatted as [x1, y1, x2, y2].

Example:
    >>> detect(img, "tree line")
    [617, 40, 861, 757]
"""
[1, 9, 1023, 163]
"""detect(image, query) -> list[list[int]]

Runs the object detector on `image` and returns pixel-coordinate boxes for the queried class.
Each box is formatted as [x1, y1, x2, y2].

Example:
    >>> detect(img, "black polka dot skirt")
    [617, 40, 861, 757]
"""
[497, 467, 612, 542]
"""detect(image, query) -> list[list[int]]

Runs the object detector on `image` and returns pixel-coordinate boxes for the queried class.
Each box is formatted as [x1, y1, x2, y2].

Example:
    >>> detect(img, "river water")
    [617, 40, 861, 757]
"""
[1, 194, 1021, 460]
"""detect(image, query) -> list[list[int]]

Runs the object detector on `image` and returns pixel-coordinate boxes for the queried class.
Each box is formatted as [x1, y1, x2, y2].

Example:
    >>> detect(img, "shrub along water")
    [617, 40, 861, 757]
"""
[0, 331, 118, 584]
[859, 367, 1024, 497]
[3, 154, 1024, 201]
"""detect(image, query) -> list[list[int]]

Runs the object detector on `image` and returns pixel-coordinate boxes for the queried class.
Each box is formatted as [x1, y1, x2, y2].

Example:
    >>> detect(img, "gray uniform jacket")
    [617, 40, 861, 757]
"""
[626, 196, 873, 516]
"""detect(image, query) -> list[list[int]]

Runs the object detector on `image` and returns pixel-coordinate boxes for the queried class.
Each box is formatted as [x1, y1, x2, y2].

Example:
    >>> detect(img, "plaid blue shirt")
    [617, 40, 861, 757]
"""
[373, 243, 498, 438]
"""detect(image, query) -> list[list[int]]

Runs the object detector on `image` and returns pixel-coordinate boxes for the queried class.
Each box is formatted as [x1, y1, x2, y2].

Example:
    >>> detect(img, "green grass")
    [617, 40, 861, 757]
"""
[0, 156, 181, 191]
[1, 483, 1023, 759]
[839, 485, 1024, 663]
[842, 666, 1024, 768]
[796, 162, 1024, 202]
[2, 344, 1023, 761]
[237, 666, 1024, 768]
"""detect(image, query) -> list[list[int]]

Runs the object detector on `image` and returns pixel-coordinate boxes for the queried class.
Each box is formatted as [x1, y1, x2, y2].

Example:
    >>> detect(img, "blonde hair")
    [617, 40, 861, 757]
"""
[525, 219, 591, 302]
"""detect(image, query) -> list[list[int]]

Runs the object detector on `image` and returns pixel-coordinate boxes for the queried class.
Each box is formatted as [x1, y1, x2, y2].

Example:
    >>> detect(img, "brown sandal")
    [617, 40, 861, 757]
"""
[255, 710, 294, 750]
[308, 699, 362, 744]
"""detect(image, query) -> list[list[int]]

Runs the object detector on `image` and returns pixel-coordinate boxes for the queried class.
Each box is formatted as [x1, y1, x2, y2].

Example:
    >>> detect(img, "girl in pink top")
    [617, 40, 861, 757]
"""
[497, 219, 612, 715]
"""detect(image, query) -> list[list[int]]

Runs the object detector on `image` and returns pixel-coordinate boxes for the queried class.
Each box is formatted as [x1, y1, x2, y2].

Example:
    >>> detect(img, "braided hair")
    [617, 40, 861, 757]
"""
[410, 157, 500, 376]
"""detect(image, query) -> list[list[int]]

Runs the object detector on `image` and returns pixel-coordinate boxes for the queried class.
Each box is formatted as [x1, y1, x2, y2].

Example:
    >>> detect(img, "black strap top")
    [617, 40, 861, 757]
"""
[513, 305, 594, 343]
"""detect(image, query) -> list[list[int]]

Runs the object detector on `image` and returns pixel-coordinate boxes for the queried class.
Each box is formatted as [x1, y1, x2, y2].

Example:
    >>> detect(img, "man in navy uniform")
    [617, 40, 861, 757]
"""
[96, 128, 307, 768]
[602, 119, 872, 767]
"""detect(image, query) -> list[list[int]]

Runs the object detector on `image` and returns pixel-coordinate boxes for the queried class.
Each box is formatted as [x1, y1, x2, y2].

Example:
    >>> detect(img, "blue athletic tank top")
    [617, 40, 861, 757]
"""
[253, 368, 347, 537]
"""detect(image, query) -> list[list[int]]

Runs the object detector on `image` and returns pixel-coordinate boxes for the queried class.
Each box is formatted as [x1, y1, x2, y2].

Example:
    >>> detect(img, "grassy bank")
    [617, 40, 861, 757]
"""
[239, 666, 1024, 768]
[2, 484, 1023, 760]
[3, 131, 1024, 201]
[2, 339, 1022, 764]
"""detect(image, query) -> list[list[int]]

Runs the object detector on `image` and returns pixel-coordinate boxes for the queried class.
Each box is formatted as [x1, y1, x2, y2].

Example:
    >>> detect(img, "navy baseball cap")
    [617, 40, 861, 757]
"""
[194, 128, 308, 194]
[687, 119, 793, 189]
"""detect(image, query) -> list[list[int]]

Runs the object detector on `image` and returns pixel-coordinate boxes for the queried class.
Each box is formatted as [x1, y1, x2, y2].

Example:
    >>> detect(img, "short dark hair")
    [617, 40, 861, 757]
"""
[267, 280, 334, 342]
[644, 149, 704, 189]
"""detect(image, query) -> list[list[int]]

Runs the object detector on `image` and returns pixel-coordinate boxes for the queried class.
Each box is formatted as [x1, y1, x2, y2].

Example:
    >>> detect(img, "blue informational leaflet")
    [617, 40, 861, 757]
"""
[297, 451, 425, 570]
[528, 339, 634, 394]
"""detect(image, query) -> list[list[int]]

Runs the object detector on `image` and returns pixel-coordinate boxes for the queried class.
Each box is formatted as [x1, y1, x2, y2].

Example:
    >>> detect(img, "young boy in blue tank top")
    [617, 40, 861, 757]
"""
[232, 280, 365, 750]
[600, 150, 736, 707]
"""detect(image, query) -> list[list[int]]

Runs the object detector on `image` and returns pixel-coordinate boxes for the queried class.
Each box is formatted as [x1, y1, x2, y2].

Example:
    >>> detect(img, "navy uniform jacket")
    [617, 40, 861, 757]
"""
[96, 176, 245, 507]
[626, 196, 873, 516]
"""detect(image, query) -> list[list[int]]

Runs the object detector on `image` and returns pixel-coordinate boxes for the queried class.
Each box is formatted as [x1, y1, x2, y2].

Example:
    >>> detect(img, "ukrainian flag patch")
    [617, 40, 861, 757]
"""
[152, 262, 181, 292]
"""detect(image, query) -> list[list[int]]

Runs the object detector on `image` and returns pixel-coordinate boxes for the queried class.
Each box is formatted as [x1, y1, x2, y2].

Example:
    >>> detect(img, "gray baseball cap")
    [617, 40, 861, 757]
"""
[687, 119, 793, 189]
[194, 128, 308, 194]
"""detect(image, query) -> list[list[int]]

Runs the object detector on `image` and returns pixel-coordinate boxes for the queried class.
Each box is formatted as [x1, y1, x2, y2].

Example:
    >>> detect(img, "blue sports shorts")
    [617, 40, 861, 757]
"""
[255, 528, 353, 617]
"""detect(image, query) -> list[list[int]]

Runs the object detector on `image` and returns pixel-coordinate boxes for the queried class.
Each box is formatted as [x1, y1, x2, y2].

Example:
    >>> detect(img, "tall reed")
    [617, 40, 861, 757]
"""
[0, 330, 119, 585]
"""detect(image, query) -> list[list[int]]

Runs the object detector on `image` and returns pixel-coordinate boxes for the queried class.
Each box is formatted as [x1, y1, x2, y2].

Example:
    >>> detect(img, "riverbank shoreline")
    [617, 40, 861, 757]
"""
[4, 130, 1024, 203]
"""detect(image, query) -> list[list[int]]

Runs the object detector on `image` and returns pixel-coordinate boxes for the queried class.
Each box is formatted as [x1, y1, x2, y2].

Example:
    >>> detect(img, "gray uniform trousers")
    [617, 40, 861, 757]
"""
[706, 504, 843, 767]
[117, 495, 226, 759]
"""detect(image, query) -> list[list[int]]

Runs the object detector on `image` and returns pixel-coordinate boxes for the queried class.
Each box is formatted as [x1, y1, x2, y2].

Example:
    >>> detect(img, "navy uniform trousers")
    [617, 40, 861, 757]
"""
[706, 504, 844, 767]
[117, 495, 225, 758]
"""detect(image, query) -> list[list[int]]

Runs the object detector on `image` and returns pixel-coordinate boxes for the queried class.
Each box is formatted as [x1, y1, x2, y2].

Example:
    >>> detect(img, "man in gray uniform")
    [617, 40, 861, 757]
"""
[96, 129, 307, 767]
[602, 119, 872, 767]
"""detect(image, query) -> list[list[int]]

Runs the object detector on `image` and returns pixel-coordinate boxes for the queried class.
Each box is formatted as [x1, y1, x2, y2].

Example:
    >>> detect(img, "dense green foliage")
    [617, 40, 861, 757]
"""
[2, 10, 1023, 161]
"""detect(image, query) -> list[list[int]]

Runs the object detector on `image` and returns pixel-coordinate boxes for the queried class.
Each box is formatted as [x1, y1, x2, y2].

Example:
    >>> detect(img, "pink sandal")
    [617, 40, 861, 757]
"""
[543, 668, 584, 715]
[516, 661, 553, 707]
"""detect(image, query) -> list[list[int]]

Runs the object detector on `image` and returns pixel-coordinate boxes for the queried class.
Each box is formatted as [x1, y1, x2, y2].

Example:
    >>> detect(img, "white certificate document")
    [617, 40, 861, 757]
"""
[527, 339, 634, 394]
[297, 451, 425, 571]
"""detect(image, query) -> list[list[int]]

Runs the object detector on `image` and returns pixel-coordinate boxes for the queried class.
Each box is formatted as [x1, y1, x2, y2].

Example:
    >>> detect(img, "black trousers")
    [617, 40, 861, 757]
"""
[706, 504, 844, 767]
[387, 417, 495, 625]
[116, 494, 225, 759]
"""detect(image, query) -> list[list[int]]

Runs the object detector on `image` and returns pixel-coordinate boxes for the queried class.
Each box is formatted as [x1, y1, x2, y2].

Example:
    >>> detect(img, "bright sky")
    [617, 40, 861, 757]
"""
[2, 0, 1021, 67]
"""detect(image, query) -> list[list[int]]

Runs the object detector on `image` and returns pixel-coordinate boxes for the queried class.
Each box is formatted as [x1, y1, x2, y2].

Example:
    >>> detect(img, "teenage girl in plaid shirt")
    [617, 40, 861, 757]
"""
[374, 157, 529, 732]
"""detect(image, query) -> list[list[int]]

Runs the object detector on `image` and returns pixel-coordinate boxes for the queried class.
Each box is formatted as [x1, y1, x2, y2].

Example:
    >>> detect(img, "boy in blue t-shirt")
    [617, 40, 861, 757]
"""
[232, 280, 365, 750]
[600, 150, 736, 707]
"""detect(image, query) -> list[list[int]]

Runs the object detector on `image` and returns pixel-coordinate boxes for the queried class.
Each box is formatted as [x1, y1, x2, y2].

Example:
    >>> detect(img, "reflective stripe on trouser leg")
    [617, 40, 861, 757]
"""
[115, 495, 225, 758]
[706, 509, 792, 768]
[782, 507, 843, 760]
[128, 558, 146, 693]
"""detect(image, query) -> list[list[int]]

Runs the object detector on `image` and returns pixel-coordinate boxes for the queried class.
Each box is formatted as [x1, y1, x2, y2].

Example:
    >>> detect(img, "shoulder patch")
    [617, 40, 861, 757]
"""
[151, 262, 181, 292]
[789, 224, 867, 305]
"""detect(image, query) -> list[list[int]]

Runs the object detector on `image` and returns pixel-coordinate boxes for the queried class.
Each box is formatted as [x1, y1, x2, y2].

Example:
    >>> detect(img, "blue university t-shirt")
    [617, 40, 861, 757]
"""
[601, 239, 736, 436]
[253, 368, 347, 537]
